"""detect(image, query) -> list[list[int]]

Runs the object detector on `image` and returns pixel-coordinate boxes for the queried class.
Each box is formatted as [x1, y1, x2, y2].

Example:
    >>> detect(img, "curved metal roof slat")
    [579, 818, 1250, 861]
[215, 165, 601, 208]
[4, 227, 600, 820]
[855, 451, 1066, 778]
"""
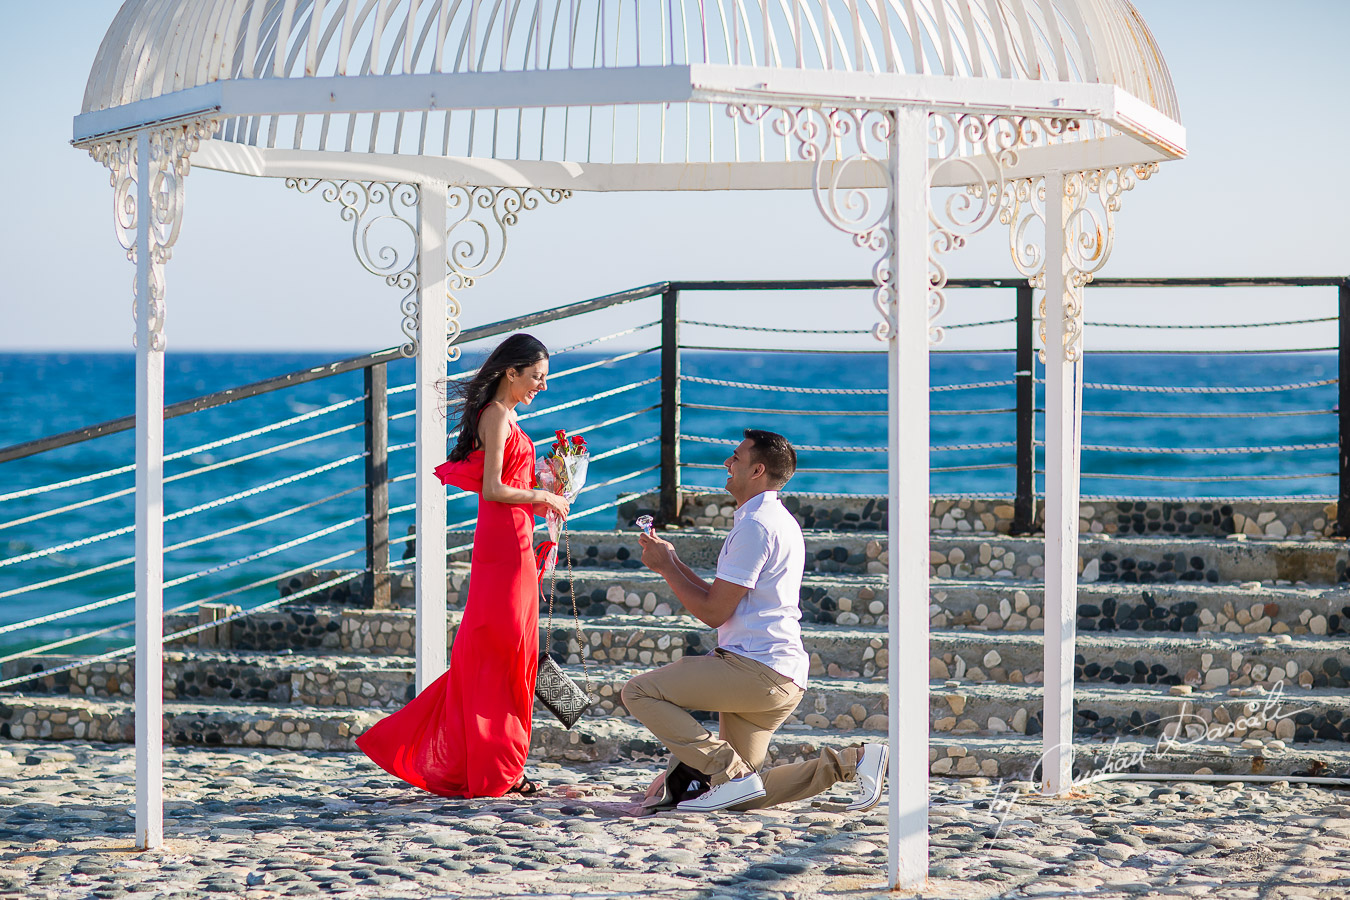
[76, 0, 1183, 169]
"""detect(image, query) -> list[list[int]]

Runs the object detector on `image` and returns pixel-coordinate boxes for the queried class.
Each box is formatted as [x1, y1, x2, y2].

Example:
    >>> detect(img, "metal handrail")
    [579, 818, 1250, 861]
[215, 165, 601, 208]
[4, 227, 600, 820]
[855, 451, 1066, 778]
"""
[5, 274, 1350, 658]
[0, 283, 666, 467]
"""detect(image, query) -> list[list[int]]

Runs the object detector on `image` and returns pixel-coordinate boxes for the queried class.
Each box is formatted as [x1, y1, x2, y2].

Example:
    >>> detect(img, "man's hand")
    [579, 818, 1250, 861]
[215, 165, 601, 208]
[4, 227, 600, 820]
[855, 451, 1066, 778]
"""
[638, 532, 677, 575]
[639, 532, 748, 628]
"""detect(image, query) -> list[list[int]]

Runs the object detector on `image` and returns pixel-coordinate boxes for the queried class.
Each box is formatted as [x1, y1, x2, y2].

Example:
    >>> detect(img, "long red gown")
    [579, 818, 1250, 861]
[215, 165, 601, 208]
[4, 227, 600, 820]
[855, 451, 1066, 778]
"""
[355, 421, 539, 797]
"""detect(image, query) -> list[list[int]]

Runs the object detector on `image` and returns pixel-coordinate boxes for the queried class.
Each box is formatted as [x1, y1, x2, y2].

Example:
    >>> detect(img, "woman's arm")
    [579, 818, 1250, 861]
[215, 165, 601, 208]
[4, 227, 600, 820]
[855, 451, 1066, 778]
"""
[478, 403, 569, 515]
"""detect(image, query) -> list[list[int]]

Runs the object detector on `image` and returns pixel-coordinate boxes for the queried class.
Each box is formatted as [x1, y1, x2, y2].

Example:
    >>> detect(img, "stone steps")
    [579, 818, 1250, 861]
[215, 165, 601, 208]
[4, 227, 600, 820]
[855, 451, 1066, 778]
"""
[3, 692, 1348, 782]
[63, 604, 1350, 697]
[278, 563, 1350, 639]
[13, 646, 1350, 750]
[6, 492, 1350, 781]
[626, 491, 1337, 541]
[533, 529, 1350, 585]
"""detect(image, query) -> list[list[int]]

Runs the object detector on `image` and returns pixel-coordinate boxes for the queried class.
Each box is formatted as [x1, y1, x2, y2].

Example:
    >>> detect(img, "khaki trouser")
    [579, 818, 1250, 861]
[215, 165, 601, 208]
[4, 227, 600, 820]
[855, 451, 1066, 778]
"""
[621, 648, 861, 809]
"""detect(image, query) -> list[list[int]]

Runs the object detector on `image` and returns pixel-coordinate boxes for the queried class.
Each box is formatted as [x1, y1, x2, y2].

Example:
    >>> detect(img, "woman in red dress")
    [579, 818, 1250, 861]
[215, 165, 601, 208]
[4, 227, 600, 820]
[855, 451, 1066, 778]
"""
[356, 333, 568, 797]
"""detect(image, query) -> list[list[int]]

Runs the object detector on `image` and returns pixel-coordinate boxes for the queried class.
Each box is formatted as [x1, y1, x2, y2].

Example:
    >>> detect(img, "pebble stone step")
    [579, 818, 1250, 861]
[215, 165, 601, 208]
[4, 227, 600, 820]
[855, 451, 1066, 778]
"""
[17, 645, 1350, 753]
[3, 653, 889, 732]
[3, 692, 1348, 783]
[136, 608, 1350, 695]
[539, 529, 1350, 584]
[286, 562, 1350, 638]
[628, 490, 1341, 541]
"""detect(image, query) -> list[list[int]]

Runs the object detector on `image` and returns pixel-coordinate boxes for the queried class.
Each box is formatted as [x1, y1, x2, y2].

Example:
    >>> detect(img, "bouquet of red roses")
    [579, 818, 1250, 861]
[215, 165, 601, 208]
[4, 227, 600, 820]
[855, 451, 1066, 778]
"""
[534, 429, 590, 580]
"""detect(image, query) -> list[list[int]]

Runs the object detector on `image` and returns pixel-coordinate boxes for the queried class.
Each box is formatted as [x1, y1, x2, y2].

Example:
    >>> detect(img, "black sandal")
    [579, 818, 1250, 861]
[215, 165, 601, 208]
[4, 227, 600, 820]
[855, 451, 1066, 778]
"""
[507, 776, 541, 796]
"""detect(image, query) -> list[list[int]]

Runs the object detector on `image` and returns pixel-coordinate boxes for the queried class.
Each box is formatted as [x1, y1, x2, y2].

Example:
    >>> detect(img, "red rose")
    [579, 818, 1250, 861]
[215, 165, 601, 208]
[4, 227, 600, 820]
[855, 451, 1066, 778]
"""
[572, 435, 585, 446]
[555, 429, 567, 442]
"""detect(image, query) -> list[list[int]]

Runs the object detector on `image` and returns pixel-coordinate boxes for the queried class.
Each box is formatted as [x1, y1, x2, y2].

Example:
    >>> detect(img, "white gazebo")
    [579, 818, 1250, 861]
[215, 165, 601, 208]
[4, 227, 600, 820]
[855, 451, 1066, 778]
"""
[75, 0, 1184, 886]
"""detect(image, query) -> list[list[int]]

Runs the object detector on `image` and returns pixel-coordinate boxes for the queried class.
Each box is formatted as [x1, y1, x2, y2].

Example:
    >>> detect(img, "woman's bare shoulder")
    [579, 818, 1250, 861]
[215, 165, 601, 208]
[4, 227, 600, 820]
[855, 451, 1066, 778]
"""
[478, 401, 512, 432]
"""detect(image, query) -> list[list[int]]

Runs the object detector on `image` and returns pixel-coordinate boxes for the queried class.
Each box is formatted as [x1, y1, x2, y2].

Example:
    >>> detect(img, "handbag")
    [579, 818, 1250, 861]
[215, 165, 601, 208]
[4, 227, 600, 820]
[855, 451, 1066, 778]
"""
[535, 523, 595, 728]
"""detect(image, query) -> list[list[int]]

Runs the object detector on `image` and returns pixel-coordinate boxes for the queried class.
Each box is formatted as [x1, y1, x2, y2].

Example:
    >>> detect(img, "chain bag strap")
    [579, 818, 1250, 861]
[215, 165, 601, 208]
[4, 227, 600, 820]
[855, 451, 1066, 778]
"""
[535, 518, 594, 729]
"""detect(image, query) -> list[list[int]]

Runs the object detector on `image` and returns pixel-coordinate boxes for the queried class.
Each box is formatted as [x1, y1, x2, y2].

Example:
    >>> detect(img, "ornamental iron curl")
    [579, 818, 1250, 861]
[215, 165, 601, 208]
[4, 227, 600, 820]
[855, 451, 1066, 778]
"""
[727, 106, 1077, 346]
[1002, 163, 1157, 361]
[445, 187, 572, 361]
[287, 182, 570, 360]
[89, 117, 219, 350]
[285, 179, 422, 357]
[728, 104, 896, 341]
[928, 114, 1074, 345]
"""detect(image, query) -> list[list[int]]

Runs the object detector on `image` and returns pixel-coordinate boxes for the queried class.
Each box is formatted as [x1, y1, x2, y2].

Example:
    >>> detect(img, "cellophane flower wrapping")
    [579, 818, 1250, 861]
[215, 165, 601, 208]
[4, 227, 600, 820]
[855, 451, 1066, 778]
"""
[534, 430, 590, 576]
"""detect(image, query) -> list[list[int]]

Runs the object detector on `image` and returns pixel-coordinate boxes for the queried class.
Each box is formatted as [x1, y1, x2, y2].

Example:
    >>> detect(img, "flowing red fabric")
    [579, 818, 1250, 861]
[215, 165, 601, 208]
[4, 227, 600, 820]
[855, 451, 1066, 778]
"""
[355, 422, 539, 798]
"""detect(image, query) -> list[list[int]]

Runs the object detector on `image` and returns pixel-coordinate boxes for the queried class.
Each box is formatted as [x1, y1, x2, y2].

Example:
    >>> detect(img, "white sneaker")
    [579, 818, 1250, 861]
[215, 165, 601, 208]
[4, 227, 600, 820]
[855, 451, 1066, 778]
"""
[676, 772, 766, 812]
[847, 743, 888, 812]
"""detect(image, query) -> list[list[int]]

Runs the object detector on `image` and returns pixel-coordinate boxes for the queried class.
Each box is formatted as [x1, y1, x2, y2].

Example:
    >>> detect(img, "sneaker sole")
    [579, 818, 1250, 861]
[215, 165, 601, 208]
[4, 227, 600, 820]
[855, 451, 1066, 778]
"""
[846, 745, 889, 812]
[676, 787, 767, 812]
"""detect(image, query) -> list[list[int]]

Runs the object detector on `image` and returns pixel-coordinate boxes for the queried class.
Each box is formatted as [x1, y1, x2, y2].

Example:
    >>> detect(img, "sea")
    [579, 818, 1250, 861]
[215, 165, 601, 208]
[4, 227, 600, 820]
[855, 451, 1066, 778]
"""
[0, 349, 1337, 658]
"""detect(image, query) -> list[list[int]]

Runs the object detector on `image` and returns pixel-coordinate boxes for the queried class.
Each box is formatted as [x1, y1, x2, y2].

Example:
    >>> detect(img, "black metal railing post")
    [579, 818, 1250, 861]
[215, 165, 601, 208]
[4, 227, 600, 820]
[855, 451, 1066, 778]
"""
[365, 363, 391, 608]
[1013, 283, 1037, 534]
[659, 287, 682, 525]
[1339, 281, 1350, 537]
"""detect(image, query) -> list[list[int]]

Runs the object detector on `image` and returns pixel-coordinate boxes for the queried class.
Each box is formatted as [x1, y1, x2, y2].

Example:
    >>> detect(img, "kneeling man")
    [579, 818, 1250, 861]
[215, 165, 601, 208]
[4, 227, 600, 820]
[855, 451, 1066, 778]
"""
[623, 429, 886, 812]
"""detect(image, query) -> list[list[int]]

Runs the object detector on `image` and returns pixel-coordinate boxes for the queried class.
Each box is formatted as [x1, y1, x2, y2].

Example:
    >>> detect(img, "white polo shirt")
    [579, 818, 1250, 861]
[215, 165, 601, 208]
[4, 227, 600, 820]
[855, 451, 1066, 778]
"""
[714, 490, 809, 688]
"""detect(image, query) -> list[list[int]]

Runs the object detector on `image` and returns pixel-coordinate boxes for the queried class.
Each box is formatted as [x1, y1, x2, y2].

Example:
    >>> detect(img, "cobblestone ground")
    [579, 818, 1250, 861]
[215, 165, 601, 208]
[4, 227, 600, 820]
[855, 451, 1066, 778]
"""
[2, 741, 1350, 900]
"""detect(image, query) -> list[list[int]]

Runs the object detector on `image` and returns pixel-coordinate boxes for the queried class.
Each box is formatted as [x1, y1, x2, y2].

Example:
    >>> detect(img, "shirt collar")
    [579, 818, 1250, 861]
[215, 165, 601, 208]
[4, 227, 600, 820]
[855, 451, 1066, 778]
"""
[733, 490, 777, 523]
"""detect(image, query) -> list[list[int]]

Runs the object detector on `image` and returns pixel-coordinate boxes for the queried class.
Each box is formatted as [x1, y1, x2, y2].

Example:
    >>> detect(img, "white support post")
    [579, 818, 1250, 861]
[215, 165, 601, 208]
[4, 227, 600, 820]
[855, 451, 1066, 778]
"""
[887, 105, 930, 890]
[133, 129, 165, 850]
[1041, 170, 1080, 795]
[415, 180, 449, 691]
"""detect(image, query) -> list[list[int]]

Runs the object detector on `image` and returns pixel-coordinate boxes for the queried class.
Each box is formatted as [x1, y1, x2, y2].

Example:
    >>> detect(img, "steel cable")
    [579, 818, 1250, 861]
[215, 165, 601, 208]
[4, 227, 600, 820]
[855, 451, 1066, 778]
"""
[685, 435, 1013, 453]
[551, 323, 659, 354]
[391, 491, 653, 569]
[0, 546, 365, 665]
[516, 377, 660, 421]
[0, 452, 367, 570]
[681, 319, 870, 335]
[1076, 442, 1336, 455]
[681, 376, 886, 395]
[0, 513, 365, 633]
[0, 485, 363, 601]
[1082, 409, 1334, 419]
[0, 572, 361, 691]
[1086, 316, 1337, 329]
[0, 396, 364, 507]
[682, 403, 886, 417]
[1075, 471, 1337, 482]
[1075, 379, 1336, 394]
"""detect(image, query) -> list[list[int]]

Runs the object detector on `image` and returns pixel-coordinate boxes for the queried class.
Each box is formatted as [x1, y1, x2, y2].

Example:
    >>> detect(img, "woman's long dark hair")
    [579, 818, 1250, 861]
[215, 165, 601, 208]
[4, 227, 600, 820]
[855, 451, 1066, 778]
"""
[446, 333, 550, 462]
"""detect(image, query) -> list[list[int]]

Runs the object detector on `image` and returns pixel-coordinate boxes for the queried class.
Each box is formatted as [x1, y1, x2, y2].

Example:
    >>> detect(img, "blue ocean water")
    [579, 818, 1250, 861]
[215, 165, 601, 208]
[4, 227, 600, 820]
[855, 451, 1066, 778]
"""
[0, 349, 1337, 657]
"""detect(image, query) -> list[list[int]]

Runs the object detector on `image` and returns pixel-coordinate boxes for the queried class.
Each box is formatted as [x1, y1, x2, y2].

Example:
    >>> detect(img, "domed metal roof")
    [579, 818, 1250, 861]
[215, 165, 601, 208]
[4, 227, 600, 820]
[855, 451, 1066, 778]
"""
[76, 0, 1184, 182]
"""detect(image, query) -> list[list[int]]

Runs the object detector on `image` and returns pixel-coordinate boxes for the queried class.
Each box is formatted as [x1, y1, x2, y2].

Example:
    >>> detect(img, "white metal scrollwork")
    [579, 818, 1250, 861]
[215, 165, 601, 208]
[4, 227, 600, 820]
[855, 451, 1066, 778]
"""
[286, 182, 571, 360]
[89, 118, 219, 349]
[285, 180, 422, 357]
[728, 104, 896, 341]
[444, 187, 572, 360]
[928, 114, 1074, 344]
[1003, 163, 1158, 361]
[726, 106, 1085, 345]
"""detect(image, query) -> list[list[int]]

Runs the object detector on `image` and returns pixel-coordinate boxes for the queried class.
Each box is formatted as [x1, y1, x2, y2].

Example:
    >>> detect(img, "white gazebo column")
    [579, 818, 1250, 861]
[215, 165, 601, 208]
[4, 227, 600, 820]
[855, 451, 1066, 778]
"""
[415, 179, 449, 691]
[1040, 170, 1080, 796]
[132, 129, 165, 850]
[88, 118, 214, 850]
[887, 106, 932, 889]
[284, 180, 569, 690]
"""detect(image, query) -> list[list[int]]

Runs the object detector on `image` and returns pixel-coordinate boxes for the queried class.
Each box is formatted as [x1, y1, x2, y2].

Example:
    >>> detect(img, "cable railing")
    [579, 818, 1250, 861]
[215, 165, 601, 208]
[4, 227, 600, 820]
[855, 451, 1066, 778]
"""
[658, 276, 1349, 534]
[0, 285, 666, 678]
[3, 275, 1349, 682]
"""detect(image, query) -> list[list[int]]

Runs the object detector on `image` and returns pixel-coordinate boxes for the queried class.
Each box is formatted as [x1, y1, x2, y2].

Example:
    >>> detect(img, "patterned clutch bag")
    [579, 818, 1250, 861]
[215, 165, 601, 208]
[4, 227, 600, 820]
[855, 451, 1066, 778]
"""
[535, 523, 595, 729]
[535, 651, 593, 729]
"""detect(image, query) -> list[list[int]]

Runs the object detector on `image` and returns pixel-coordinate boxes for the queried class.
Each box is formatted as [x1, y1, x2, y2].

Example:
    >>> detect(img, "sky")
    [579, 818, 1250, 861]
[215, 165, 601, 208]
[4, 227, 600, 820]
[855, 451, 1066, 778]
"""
[1, 1, 1347, 354]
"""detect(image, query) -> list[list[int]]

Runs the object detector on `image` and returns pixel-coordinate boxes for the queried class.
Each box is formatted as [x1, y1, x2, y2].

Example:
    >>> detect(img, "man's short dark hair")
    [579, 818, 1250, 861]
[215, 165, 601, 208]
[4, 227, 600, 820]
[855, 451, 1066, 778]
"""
[743, 429, 797, 489]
